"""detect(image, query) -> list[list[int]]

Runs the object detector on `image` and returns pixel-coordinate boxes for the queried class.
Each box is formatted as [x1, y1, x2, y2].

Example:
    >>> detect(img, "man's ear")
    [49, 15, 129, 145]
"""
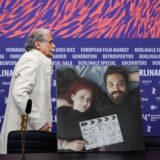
[34, 40, 41, 50]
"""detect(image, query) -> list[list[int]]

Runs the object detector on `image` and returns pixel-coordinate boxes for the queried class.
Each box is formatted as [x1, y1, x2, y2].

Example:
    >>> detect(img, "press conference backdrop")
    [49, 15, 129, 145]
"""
[0, 0, 160, 136]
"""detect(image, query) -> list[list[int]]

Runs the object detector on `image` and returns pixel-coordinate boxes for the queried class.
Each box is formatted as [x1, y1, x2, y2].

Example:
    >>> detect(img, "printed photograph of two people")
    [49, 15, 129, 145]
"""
[56, 65, 145, 152]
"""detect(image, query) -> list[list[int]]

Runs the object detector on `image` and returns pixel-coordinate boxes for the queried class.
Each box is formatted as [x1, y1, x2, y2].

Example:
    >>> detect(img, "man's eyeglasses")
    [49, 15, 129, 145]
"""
[43, 39, 53, 44]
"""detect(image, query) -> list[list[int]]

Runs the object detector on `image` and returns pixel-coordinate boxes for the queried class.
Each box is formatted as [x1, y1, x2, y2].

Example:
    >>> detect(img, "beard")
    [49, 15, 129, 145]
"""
[107, 89, 128, 104]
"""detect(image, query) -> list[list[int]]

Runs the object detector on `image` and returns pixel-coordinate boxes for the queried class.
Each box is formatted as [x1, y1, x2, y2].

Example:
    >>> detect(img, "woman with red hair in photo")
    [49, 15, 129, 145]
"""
[57, 78, 98, 151]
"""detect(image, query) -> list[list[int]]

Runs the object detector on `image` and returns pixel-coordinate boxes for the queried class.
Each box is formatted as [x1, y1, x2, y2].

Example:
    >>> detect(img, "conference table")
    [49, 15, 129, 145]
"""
[0, 151, 160, 160]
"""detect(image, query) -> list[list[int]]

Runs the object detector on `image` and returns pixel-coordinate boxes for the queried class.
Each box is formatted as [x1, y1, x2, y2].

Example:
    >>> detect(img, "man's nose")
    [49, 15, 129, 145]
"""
[114, 84, 120, 90]
[52, 43, 56, 49]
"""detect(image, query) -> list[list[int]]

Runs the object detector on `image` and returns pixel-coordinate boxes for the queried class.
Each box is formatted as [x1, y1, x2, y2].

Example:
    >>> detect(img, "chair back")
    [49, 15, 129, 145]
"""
[7, 130, 57, 153]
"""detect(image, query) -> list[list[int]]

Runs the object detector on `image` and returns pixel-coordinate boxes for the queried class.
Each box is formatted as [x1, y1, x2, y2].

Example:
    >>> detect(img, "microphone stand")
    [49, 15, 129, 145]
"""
[20, 99, 32, 160]
[20, 114, 28, 160]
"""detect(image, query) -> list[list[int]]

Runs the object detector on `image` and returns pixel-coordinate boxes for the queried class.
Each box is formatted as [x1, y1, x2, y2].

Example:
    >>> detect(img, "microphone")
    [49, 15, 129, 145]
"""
[21, 99, 32, 160]
[25, 99, 32, 114]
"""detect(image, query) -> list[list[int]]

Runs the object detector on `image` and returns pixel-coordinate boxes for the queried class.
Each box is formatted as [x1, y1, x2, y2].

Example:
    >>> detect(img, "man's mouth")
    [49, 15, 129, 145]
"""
[112, 91, 124, 96]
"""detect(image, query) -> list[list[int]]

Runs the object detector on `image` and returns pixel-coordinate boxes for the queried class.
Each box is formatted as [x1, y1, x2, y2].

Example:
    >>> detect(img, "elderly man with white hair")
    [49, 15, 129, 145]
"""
[0, 28, 55, 154]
